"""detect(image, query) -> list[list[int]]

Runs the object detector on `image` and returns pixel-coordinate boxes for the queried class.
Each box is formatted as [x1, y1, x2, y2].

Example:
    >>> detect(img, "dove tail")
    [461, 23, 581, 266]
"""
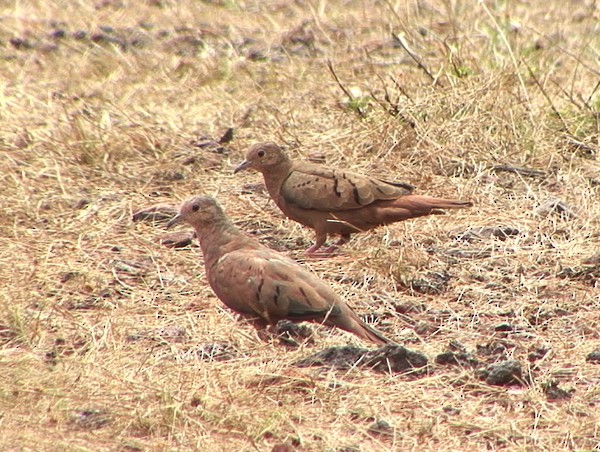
[407, 195, 473, 210]
[358, 322, 396, 346]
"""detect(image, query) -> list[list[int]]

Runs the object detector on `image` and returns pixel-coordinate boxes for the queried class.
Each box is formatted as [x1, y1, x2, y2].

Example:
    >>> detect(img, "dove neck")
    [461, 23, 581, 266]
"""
[193, 218, 247, 265]
[263, 159, 293, 193]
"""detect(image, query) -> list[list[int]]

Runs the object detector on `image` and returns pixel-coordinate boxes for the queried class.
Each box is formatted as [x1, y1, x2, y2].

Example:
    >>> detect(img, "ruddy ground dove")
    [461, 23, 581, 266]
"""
[167, 195, 394, 345]
[235, 142, 473, 255]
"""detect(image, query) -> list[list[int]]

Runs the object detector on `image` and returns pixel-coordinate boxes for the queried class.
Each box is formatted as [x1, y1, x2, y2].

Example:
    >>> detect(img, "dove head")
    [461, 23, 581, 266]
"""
[167, 196, 226, 229]
[234, 142, 290, 174]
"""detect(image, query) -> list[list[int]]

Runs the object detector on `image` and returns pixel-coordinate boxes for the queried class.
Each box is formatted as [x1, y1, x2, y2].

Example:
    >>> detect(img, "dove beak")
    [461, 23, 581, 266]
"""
[166, 213, 183, 229]
[234, 159, 252, 174]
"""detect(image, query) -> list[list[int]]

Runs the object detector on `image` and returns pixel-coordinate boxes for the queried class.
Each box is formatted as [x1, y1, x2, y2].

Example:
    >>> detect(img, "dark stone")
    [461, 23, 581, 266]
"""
[368, 419, 394, 436]
[195, 343, 238, 362]
[295, 345, 369, 369]
[409, 271, 451, 295]
[219, 127, 234, 144]
[434, 351, 480, 368]
[132, 204, 179, 224]
[479, 360, 524, 386]
[527, 346, 549, 362]
[542, 380, 573, 401]
[274, 320, 314, 346]
[159, 231, 195, 248]
[364, 344, 429, 374]
[585, 349, 600, 363]
[494, 323, 514, 332]
[395, 301, 426, 314]
[9, 37, 33, 49]
[454, 226, 520, 242]
[71, 409, 112, 430]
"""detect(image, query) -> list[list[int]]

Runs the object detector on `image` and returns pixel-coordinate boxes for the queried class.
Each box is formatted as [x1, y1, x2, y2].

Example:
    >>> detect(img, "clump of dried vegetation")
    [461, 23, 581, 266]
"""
[1, 0, 599, 450]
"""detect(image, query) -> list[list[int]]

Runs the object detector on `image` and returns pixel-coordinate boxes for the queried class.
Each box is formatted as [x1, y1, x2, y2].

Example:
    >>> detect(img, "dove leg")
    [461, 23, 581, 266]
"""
[305, 230, 328, 256]
[319, 233, 351, 255]
[305, 233, 352, 257]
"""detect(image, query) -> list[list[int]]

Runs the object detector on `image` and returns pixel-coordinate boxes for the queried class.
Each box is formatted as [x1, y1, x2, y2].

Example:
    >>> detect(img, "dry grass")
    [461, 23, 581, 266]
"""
[1, 0, 599, 450]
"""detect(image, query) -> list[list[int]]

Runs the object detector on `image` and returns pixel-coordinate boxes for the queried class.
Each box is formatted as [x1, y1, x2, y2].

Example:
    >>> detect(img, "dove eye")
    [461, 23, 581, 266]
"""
[257, 150, 266, 158]
[192, 204, 200, 212]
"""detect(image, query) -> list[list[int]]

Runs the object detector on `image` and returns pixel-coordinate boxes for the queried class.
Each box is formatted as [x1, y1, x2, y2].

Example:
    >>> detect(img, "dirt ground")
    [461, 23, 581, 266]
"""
[1, 1, 599, 451]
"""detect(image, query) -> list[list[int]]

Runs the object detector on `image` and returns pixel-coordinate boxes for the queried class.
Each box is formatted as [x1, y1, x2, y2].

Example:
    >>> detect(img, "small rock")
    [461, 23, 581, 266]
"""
[13, 130, 32, 148]
[132, 204, 178, 224]
[295, 344, 428, 374]
[494, 323, 514, 332]
[295, 345, 369, 369]
[558, 265, 600, 287]
[72, 30, 87, 40]
[433, 247, 492, 260]
[308, 151, 327, 164]
[245, 47, 269, 61]
[527, 346, 549, 362]
[127, 326, 187, 343]
[71, 409, 112, 430]
[274, 320, 314, 346]
[479, 360, 523, 386]
[583, 254, 600, 265]
[442, 405, 461, 415]
[241, 182, 267, 194]
[74, 198, 90, 209]
[585, 349, 600, 363]
[364, 344, 428, 374]
[542, 380, 573, 401]
[434, 351, 480, 368]
[413, 321, 436, 335]
[491, 164, 546, 178]
[189, 136, 229, 154]
[50, 29, 66, 39]
[408, 271, 451, 295]
[159, 231, 195, 248]
[368, 419, 394, 436]
[113, 259, 152, 277]
[195, 343, 238, 362]
[394, 301, 426, 314]
[9, 37, 33, 49]
[454, 226, 520, 242]
[534, 197, 578, 219]
[476, 341, 511, 361]
[271, 443, 295, 452]
[218, 127, 234, 144]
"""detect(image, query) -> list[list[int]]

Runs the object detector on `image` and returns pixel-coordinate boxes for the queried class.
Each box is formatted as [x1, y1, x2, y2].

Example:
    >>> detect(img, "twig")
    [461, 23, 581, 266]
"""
[523, 59, 570, 134]
[327, 60, 366, 118]
[391, 33, 437, 84]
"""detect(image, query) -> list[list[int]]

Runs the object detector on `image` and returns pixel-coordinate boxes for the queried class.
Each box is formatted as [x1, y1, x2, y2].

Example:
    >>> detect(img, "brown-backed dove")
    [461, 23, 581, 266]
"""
[167, 195, 394, 345]
[235, 142, 473, 255]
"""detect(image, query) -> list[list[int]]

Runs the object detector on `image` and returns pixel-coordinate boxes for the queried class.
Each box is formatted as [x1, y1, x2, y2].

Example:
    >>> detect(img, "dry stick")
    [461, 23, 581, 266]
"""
[369, 73, 397, 117]
[523, 59, 571, 134]
[583, 79, 600, 111]
[390, 75, 414, 103]
[391, 33, 437, 84]
[326, 60, 366, 118]
[551, 79, 584, 111]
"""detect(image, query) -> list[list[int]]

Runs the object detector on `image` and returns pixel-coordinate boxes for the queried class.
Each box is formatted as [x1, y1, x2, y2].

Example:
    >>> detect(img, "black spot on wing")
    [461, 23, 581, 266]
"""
[348, 181, 360, 204]
[333, 176, 342, 197]
[382, 179, 415, 192]
[256, 278, 264, 302]
[273, 285, 281, 306]
[299, 286, 315, 307]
